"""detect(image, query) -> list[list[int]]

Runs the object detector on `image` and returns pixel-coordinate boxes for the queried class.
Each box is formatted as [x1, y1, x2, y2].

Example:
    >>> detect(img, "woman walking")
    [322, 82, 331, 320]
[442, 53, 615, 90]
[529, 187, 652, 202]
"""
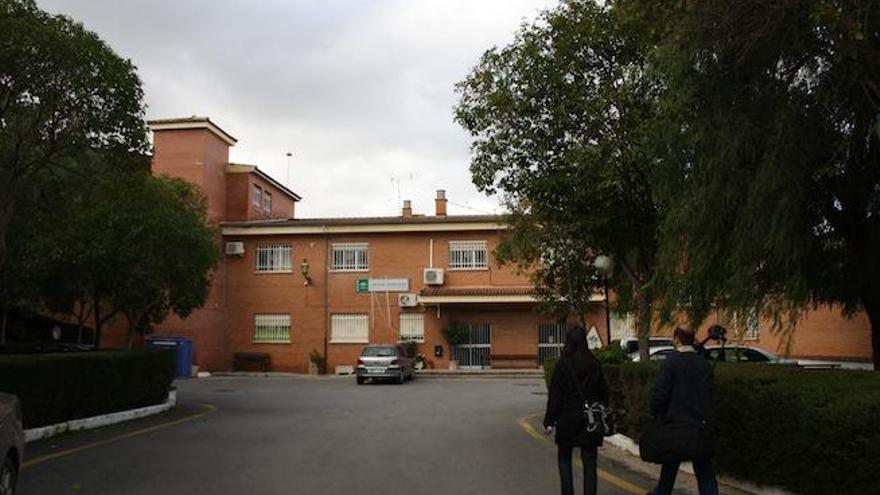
[544, 325, 609, 495]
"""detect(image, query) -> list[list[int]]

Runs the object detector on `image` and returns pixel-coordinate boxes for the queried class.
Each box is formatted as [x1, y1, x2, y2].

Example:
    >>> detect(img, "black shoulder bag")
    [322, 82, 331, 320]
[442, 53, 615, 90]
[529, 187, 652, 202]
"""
[565, 359, 616, 437]
[638, 350, 720, 464]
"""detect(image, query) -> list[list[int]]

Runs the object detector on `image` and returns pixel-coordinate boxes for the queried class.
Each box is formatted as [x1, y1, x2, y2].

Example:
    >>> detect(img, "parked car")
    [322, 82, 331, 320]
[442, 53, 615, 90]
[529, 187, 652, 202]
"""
[355, 344, 415, 385]
[703, 345, 797, 365]
[0, 393, 24, 495]
[630, 346, 676, 362]
[620, 337, 674, 360]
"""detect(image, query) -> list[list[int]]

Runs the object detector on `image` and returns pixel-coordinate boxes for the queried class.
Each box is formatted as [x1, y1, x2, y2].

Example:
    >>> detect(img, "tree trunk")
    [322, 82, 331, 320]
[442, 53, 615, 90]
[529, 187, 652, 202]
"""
[0, 307, 7, 345]
[635, 293, 652, 363]
[864, 298, 880, 371]
[93, 292, 102, 348]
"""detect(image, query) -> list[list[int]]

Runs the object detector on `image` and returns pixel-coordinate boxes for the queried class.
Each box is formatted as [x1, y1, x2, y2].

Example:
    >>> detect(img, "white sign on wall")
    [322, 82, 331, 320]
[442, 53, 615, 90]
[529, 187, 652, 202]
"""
[587, 325, 603, 349]
[368, 278, 410, 292]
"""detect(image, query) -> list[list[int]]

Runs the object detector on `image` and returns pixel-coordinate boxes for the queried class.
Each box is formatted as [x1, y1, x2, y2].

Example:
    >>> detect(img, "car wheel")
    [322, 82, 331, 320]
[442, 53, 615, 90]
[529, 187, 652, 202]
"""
[0, 455, 16, 495]
[356, 376, 365, 385]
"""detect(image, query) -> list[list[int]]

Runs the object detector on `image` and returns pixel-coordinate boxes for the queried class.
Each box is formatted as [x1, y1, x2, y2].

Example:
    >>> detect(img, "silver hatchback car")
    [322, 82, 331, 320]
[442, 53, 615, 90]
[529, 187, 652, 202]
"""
[356, 344, 415, 385]
[0, 393, 24, 495]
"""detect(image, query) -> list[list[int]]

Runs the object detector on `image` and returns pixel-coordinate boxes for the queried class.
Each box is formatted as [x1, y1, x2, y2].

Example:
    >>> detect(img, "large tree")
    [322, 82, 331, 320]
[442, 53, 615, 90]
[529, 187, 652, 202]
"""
[0, 0, 147, 272]
[455, 0, 663, 360]
[24, 162, 220, 348]
[625, 0, 880, 367]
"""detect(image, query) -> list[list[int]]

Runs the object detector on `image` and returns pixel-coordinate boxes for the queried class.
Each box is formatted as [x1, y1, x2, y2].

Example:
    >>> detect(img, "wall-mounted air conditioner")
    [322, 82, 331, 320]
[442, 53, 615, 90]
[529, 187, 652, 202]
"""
[423, 268, 444, 286]
[398, 293, 418, 307]
[225, 241, 245, 256]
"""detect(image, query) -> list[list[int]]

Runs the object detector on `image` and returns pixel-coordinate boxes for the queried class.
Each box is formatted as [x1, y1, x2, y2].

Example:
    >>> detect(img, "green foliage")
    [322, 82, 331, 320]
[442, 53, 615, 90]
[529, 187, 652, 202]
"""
[619, 0, 880, 364]
[442, 322, 470, 347]
[592, 345, 629, 364]
[603, 363, 880, 494]
[401, 340, 418, 358]
[308, 349, 324, 366]
[0, 350, 174, 428]
[0, 0, 147, 271]
[454, 0, 664, 359]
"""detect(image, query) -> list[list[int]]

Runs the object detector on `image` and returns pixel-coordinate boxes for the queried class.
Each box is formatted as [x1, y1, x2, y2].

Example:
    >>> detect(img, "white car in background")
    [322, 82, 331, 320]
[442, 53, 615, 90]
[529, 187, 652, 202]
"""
[619, 337, 674, 360]
[631, 345, 797, 365]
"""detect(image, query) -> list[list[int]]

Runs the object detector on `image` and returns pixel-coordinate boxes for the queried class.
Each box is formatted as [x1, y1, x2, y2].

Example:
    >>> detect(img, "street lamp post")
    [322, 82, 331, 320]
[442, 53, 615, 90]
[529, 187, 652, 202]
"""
[593, 255, 614, 347]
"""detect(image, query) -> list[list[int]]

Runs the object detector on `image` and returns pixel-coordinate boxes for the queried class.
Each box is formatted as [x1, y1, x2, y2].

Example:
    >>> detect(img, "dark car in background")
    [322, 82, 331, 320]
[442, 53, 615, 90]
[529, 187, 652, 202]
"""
[356, 345, 415, 385]
[0, 393, 24, 495]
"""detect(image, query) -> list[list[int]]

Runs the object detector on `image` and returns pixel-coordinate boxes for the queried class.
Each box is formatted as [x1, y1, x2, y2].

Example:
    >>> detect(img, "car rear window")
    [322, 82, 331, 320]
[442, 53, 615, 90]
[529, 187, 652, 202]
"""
[362, 347, 396, 357]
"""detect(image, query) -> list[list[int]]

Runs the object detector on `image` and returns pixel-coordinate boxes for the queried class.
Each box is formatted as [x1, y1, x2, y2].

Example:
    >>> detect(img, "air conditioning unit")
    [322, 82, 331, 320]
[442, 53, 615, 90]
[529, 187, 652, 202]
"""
[423, 268, 444, 286]
[398, 293, 418, 307]
[225, 241, 245, 256]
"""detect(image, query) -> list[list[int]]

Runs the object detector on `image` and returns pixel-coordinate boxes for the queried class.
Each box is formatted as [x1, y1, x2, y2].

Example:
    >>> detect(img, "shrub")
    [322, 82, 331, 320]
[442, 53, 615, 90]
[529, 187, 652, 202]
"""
[602, 363, 880, 495]
[308, 349, 325, 366]
[442, 322, 470, 348]
[0, 350, 175, 428]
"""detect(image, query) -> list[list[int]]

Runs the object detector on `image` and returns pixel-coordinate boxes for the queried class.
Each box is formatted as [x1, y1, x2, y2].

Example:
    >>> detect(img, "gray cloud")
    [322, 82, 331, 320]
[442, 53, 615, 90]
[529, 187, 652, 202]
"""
[37, 0, 556, 217]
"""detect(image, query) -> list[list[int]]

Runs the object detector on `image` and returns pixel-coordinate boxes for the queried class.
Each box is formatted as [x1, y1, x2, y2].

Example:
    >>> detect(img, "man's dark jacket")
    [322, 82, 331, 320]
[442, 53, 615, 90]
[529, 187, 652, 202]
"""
[651, 350, 713, 425]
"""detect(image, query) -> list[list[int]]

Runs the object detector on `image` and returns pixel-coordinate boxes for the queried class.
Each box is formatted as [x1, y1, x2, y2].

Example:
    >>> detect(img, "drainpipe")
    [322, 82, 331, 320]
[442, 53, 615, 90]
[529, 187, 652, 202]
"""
[323, 236, 330, 374]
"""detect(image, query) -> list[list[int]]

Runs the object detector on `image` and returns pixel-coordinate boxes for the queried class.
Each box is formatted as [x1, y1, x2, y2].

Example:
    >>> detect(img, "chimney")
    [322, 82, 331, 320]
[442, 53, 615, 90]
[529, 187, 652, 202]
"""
[402, 199, 413, 217]
[435, 189, 447, 217]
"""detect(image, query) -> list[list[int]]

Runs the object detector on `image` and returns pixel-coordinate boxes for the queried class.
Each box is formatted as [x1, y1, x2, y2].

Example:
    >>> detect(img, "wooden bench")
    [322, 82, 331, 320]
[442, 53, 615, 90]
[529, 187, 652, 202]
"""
[233, 352, 271, 372]
[490, 354, 538, 369]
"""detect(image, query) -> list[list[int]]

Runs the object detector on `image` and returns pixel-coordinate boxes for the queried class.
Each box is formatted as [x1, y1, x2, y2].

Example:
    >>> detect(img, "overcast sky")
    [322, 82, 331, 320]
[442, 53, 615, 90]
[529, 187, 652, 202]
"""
[38, 0, 556, 218]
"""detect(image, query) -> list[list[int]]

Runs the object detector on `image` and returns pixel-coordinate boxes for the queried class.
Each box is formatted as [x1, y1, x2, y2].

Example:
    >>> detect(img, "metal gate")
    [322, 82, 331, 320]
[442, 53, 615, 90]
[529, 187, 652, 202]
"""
[538, 322, 566, 365]
[453, 322, 491, 369]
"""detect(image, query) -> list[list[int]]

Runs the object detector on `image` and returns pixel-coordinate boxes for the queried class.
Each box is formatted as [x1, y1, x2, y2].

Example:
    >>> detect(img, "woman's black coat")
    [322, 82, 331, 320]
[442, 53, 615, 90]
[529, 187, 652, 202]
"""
[543, 352, 610, 448]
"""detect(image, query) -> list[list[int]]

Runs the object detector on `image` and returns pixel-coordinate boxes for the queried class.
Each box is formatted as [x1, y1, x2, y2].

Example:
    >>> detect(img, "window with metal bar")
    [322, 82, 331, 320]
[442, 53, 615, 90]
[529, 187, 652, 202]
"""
[254, 314, 291, 343]
[448, 240, 488, 269]
[331, 314, 369, 343]
[255, 244, 292, 272]
[399, 313, 425, 343]
[331, 243, 368, 271]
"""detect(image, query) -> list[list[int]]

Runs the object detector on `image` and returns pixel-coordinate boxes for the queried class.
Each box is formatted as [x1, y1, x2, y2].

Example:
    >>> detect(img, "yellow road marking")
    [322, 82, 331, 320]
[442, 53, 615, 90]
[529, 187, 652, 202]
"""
[517, 413, 647, 495]
[23, 404, 217, 468]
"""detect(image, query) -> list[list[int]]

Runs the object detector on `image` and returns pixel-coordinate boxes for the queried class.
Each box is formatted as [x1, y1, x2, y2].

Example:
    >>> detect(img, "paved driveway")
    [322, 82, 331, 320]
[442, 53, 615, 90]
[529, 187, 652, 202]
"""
[19, 376, 666, 495]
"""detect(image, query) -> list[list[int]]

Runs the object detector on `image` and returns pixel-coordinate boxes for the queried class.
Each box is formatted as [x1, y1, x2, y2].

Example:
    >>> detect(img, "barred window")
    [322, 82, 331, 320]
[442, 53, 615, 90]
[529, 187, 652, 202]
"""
[331, 243, 368, 271]
[331, 314, 369, 343]
[399, 313, 425, 343]
[449, 240, 488, 269]
[254, 314, 291, 343]
[255, 244, 292, 272]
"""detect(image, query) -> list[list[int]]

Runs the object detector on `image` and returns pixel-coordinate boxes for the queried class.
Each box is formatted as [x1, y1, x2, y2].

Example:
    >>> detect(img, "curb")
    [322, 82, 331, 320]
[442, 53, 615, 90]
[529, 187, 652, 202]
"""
[24, 389, 177, 443]
[604, 432, 797, 495]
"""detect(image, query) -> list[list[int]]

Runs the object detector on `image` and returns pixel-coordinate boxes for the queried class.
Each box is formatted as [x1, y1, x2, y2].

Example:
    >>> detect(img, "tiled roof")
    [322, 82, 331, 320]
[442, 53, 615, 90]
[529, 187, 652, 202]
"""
[222, 214, 506, 228]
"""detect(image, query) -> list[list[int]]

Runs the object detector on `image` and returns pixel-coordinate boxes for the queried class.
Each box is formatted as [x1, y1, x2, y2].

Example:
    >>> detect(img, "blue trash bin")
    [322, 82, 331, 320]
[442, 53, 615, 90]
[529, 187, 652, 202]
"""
[146, 336, 194, 378]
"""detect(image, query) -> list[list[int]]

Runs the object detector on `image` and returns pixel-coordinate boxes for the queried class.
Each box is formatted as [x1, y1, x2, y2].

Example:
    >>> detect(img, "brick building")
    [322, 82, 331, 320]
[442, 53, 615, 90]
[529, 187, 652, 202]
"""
[105, 116, 873, 372]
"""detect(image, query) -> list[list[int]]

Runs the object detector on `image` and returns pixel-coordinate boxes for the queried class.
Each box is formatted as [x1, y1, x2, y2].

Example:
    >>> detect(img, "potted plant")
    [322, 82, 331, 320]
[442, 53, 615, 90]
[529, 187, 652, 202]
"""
[442, 322, 469, 370]
[308, 349, 324, 375]
[414, 353, 426, 370]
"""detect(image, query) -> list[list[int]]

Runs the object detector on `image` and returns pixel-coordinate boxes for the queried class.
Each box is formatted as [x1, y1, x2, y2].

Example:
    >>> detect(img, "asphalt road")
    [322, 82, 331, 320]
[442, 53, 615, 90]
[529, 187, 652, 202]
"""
[19, 376, 674, 495]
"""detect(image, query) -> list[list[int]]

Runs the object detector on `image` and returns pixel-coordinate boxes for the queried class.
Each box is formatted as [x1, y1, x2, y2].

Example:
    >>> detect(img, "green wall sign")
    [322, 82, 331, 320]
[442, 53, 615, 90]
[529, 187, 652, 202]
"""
[356, 279, 369, 293]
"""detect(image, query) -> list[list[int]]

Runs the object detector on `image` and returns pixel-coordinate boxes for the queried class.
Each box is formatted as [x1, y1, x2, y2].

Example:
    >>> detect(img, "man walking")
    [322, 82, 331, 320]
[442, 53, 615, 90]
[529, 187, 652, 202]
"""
[647, 327, 719, 495]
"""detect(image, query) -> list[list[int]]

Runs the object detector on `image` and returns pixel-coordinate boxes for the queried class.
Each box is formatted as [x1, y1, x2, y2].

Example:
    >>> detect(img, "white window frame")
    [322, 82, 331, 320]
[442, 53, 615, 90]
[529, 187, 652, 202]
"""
[399, 313, 425, 343]
[253, 314, 291, 343]
[448, 240, 488, 270]
[263, 191, 272, 212]
[330, 314, 369, 343]
[331, 242, 369, 272]
[255, 244, 292, 273]
[252, 185, 262, 208]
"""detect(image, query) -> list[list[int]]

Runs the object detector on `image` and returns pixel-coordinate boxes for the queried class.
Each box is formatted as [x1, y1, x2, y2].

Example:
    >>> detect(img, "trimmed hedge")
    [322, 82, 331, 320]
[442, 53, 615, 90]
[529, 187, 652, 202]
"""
[543, 359, 880, 495]
[0, 350, 175, 428]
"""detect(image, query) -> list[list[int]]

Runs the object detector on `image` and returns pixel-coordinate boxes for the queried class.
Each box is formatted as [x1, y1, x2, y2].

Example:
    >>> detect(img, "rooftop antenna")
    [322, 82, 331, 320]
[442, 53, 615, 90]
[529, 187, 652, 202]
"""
[390, 172, 414, 208]
[285, 151, 293, 186]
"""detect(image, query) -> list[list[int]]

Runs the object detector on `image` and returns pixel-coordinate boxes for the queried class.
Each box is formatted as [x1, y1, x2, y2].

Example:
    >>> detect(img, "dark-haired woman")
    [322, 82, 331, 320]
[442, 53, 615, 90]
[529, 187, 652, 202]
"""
[543, 325, 609, 495]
